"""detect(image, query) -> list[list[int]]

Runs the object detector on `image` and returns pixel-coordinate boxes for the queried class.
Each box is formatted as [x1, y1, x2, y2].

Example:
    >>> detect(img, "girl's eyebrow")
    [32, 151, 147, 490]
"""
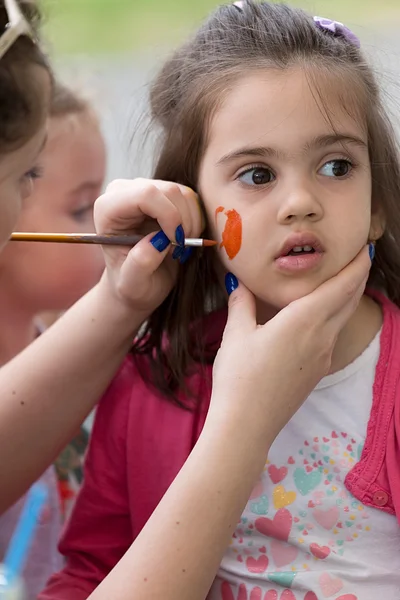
[216, 133, 368, 166]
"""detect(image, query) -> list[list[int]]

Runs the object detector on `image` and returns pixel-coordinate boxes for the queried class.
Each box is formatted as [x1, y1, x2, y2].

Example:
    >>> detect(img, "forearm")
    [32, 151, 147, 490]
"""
[89, 420, 270, 600]
[0, 277, 145, 513]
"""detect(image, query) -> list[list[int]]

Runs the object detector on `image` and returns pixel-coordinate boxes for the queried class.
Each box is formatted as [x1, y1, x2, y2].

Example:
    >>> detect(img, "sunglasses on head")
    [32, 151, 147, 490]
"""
[0, 0, 35, 60]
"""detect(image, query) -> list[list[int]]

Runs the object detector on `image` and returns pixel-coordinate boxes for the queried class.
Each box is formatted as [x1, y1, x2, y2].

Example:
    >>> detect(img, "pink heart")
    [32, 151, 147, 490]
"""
[246, 554, 269, 573]
[319, 572, 344, 597]
[332, 440, 339, 447]
[333, 449, 340, 455]
[310, 543, 331, 559]
[238, 586, 248, 600]
[250, 480, 263, 500]
[264, 592, 278, 600]
[221, 582, 248, 600]
[312, 444, 319, 452]
[313, 507, 339, 530]
[304, 593, 318, 600]
[255, 508, 292, 542]
[336, 476, 341, 482]
[334, 467, 340, 473]
[250, 587, 262, 600]
[268, 465, 288, 484]
[271, 539, 299, 567]
[337, 596, 358, 600]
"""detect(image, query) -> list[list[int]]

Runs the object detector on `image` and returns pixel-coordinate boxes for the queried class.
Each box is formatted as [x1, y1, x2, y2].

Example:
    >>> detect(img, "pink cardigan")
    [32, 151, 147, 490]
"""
[40, 292, 400, 599]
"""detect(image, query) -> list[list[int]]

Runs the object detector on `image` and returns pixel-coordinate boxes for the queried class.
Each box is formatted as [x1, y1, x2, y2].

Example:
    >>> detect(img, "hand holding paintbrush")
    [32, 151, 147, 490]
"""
[74, 179, 206, 317]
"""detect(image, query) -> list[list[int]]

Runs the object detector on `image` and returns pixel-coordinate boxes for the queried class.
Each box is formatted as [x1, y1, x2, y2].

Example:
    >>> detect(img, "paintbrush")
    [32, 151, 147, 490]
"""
[10, 232, 217, 247]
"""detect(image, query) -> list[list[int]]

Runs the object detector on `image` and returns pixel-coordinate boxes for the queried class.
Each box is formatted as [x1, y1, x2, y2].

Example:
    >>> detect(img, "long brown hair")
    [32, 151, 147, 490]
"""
[0, 1, 52, 153]
[132, 0, 400, 404]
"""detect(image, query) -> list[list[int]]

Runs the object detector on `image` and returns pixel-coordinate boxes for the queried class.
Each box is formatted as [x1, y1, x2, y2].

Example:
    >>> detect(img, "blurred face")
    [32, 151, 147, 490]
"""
[0, 67, 50, 252]
[199, 68, 380, 315]
[0, 111, 106, 312]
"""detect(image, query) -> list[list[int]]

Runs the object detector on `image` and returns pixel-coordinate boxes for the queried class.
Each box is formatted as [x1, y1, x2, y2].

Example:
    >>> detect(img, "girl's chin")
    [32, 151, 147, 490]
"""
[256, 283, 323, 312]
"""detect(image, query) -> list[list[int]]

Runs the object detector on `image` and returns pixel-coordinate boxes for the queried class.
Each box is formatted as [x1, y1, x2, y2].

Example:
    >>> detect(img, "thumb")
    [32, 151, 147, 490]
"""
[224, 272, 257, 336]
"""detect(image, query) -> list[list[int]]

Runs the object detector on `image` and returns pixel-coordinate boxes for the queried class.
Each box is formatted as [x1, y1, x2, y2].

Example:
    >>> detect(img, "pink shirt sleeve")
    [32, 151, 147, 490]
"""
[39, 362, 134, 600]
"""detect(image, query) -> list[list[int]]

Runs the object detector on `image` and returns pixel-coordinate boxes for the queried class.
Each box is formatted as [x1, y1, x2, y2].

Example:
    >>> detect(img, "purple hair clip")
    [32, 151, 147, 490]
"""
[233, 1, 244, 10]
[313, 16, 360, 48]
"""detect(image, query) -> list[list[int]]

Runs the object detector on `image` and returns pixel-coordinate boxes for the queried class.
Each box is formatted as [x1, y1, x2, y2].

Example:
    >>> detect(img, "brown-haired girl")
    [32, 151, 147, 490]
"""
[42, 2, 397, 599]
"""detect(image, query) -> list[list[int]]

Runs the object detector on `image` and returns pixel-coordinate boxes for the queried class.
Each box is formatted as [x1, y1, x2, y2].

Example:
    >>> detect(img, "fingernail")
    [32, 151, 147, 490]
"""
[150, 230, 170, 252]
[175, 225, 185, 247]
[225, 272, 239, 296]
[179, 247, 193, 265]
[368, 242, 375, 261]
[172, 246, 184, 260]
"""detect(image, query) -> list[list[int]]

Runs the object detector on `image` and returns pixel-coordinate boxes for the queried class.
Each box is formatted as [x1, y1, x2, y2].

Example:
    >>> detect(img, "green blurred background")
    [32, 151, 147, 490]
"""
[40, 0, 400, 184]
[43, 0, 400, 55]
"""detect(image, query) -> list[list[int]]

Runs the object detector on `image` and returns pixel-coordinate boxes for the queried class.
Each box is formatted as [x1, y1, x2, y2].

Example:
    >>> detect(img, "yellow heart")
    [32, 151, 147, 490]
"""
[333, 528, 339, 534]
[273, 485, 296, 509]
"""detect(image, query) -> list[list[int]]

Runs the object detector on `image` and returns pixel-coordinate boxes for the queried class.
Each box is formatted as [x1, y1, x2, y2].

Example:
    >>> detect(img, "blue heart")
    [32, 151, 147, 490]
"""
[293, 468, 322, 495]
[268, 572, 296, 588]
[250, 495, 269, 515]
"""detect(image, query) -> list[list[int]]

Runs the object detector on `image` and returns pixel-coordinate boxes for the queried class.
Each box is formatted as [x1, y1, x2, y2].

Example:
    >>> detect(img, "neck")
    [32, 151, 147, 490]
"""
[256, 292, 382, 375]
[0, 290, 37, 366]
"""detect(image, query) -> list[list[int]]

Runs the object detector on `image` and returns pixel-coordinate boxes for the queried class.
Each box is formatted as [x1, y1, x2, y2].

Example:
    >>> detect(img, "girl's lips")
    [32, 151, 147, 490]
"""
[275, 251, 324, 272]
[276, 233, 325, 259]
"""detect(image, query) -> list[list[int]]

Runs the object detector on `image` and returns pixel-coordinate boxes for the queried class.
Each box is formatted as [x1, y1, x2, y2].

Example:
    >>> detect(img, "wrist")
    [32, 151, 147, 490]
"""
[92, 274, 149, 341]
[200, 412, 271, 476]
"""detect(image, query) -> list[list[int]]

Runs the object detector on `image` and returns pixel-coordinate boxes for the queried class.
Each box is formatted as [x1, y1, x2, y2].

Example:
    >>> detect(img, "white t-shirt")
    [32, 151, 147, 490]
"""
[208, 329, 400, 600]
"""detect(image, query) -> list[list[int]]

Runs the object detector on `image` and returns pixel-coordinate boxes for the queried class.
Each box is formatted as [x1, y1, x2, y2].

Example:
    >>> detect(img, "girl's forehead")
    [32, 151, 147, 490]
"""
[205, 67, 367, 158]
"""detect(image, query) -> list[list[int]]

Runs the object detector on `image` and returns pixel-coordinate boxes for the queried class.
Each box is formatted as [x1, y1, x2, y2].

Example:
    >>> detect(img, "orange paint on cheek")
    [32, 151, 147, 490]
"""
[220, 209, 242, 260]
[215, 206, 225, 221]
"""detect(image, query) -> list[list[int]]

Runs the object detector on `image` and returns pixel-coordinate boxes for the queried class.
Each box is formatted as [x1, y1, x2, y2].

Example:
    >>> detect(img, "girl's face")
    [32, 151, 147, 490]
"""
[199, 68, 379, 315]
[0, 111, 106, 312]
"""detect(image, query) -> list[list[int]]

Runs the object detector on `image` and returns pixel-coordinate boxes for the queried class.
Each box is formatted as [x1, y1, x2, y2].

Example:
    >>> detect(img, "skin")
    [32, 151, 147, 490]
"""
[199, 67, 383, 372]
[0, 112, 105, 363]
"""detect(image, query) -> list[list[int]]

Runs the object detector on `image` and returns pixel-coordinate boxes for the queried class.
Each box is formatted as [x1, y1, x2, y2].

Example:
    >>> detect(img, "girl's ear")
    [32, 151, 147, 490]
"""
[369, 208, 385, 242]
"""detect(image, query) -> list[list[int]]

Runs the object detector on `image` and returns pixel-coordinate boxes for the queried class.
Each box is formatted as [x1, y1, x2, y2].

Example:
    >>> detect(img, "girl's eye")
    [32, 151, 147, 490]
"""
[318, 159, 352, 178]
[22, 166, 43, 182]
[238, 167, 275, 186]
[72, 205, 94, 222]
